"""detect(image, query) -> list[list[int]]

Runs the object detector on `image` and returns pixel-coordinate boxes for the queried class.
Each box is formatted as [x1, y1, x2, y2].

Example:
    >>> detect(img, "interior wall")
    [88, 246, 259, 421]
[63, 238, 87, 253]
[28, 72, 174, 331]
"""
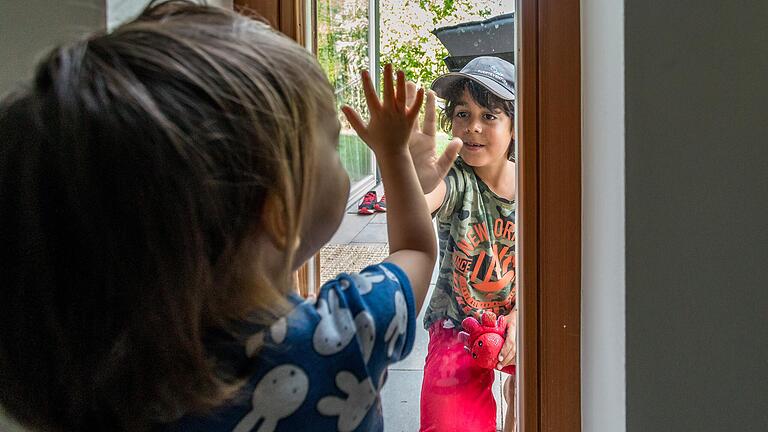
[624, 1, 768, 431]
[0, 0, 105, 97]
[580, 0, 626, 430]
[107, 0, 232, 30]
[0, 1, 234, 97]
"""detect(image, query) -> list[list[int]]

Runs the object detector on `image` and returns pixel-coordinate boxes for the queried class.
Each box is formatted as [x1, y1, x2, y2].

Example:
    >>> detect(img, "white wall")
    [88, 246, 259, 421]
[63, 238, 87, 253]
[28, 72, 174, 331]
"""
[580, 0, 626, 431]
[623, 1, 768, 430]
[584, 1, 768, 431]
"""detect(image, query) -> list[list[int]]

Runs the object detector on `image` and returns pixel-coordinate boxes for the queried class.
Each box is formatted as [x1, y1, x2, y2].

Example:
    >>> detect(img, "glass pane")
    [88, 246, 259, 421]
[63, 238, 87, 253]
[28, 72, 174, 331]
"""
[317, 0, 373, 185]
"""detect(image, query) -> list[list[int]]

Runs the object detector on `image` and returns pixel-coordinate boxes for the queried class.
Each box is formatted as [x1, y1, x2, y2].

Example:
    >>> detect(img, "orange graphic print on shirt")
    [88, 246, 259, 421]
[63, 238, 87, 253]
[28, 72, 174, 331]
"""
[452, 220, 516, 316]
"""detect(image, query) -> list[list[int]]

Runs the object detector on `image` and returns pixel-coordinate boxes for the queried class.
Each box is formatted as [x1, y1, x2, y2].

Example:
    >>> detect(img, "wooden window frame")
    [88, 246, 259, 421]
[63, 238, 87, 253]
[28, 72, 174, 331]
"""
[517, 0, 581, 430]
[234, 0, 583, 429]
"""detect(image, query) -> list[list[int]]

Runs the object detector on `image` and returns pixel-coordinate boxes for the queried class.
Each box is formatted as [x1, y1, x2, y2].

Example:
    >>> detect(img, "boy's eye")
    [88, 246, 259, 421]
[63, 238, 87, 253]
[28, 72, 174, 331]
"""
[455, 112, 468, 118]
[483, 113, 498, 121]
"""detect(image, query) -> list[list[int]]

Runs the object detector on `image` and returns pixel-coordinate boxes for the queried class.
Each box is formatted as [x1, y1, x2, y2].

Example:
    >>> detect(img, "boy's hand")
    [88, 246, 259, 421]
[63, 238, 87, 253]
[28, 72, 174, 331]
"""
[496, 309, 517, 370]
[341, 64, 423, 157]
[404, 82, 462, 194]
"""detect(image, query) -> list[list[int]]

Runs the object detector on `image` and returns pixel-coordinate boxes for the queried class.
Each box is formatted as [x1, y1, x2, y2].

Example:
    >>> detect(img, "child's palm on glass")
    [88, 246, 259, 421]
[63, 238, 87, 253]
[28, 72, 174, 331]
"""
[405, 82, 462, 194]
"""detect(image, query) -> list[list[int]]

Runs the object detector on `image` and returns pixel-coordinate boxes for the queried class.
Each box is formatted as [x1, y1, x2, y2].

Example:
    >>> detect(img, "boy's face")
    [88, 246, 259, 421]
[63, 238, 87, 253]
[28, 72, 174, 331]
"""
[451, 89, 514, 168]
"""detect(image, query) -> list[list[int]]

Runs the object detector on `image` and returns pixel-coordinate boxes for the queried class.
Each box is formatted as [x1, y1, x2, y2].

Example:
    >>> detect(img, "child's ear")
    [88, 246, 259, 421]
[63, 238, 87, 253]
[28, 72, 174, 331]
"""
[261, 193, 295, 251]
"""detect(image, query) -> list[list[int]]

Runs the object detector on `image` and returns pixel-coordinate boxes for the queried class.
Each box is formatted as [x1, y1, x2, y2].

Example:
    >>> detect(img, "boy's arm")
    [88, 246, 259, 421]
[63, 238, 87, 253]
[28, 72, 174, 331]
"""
[425, 181, 447, 215]
[404, 83, 461, 213]
[341, 65, 435, 312]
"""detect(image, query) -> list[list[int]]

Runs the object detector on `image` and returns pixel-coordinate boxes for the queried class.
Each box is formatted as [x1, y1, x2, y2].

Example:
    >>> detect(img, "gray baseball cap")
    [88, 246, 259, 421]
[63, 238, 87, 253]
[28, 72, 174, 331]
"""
[431, 56, 515, 101]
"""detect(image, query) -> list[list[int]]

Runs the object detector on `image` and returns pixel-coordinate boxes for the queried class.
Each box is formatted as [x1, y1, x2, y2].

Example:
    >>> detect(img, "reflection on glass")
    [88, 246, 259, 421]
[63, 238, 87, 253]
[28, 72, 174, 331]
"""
[317, 0, 373, 185]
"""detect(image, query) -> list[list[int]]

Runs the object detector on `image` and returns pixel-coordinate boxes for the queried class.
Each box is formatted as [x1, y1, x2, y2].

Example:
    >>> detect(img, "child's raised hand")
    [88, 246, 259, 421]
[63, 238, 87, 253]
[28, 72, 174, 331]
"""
[341, 64, 423, 157]
[405, 82, 462, 194]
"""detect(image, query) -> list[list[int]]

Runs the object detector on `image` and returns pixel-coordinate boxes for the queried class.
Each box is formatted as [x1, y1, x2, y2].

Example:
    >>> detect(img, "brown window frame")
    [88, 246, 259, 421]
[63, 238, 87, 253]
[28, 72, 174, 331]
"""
[234, 0, 583, 429]
[517, 0, 581, 430]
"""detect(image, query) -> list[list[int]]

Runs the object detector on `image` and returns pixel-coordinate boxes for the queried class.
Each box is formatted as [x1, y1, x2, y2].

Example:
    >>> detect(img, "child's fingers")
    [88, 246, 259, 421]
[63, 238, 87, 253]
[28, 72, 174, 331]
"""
[423, 90, 437, 136]
[435, 138, 462, 178]
[405, 81, 418, 106]
[406, 88, 424, 126]
[497, 335, 517, 369]
[405, 82, 420, 131]
[361, 70, 380, 113]
[340, 105, 368, 141]
[395, 70, 406, 112]
[382, 64, 394, 108]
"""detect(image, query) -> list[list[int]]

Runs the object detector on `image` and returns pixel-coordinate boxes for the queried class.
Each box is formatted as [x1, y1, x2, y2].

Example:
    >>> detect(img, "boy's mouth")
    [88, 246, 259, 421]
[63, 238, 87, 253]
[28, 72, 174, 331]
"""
[463, 141, 485, 151]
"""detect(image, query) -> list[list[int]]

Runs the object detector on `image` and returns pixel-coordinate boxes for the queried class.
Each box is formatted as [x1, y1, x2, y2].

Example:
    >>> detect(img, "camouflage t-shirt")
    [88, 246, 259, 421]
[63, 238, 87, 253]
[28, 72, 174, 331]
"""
[423, 157, 517, 330]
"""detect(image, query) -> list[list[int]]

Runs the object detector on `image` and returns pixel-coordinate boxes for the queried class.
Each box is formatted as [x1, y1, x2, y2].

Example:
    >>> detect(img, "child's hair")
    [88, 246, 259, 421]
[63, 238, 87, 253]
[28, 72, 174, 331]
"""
[0, 1, 334, 430]
[439, 78, 515, 159]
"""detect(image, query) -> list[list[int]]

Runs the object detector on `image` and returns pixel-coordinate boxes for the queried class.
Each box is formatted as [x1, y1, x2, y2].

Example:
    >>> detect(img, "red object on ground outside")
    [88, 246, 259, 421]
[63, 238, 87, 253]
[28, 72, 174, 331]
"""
[357, 190, 377, 215]
[374, 193, 386, 212]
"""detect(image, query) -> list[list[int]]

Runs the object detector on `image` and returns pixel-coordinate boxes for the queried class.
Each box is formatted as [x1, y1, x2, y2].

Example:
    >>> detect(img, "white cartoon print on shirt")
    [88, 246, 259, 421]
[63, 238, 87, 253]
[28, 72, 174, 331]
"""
[354, 310, 375, 363]
[384, 290, 408, 357]
[317, 371, 377, 432]
[232, 364, 309, 432]
[313, 289, 355, 355]
[380, 266, 399, 283]
[348, 272, 385, 295]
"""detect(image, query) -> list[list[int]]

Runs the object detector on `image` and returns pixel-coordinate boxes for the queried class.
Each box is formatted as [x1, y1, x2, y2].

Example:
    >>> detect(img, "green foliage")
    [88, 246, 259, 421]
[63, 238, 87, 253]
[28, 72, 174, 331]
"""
[317, 0, 369, 93]
[418, 0, 493, 26]
[380, 0, 507, 87]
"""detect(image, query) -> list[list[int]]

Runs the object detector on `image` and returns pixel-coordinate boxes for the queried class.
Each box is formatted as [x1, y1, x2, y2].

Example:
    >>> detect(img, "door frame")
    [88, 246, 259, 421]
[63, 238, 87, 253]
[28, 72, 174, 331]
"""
[517, 0, 581, 430]
[233, 0, 583, 429]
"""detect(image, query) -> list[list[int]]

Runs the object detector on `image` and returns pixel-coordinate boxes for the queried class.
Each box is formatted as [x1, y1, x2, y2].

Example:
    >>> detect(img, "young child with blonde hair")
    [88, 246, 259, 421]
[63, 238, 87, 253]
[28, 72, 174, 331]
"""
[0, 2, 436, 431]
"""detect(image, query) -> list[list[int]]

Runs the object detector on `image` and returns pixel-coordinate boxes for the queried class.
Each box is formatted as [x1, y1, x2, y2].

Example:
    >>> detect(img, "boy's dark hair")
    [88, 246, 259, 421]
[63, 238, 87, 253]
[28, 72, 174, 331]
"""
[439, 79, 515, 158]
[0, 1, 333, 431]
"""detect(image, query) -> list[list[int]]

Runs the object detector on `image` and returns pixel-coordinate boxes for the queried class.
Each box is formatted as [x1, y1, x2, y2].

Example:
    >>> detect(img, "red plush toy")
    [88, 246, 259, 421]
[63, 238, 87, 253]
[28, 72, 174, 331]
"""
[459, 311, 516, 375]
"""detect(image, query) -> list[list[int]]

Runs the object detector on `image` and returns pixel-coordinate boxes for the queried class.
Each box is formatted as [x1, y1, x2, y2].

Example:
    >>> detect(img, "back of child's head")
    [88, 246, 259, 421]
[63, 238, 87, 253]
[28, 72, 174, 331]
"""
[0, 1, 334, 430]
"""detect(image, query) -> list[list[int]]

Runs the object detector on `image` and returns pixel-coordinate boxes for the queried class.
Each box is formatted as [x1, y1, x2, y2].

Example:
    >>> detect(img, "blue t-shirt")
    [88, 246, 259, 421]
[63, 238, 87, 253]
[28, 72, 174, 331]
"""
[164, 262, 416, 432]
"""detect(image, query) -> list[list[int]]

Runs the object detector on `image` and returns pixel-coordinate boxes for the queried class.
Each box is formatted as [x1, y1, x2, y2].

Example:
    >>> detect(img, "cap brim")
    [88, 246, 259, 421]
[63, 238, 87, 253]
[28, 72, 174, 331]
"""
[431, 72, 515, 101]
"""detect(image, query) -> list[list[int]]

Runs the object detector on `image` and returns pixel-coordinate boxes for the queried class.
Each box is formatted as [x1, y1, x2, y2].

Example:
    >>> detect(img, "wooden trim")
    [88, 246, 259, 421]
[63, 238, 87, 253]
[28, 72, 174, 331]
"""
[234, 0, 305, 43]
[517, 0, 540, 428]
[517, 0, 582, 430]
[234, 0, 278, 27]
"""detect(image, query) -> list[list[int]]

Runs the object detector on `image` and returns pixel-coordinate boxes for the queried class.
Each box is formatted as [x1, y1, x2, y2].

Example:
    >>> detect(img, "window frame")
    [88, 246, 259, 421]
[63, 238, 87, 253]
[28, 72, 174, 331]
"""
[517, 0, 582, 430]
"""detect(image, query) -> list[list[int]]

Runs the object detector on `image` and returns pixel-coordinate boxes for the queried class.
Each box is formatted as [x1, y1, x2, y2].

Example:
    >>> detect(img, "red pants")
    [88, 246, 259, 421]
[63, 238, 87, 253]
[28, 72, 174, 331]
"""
[419, 321, 498, 432]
